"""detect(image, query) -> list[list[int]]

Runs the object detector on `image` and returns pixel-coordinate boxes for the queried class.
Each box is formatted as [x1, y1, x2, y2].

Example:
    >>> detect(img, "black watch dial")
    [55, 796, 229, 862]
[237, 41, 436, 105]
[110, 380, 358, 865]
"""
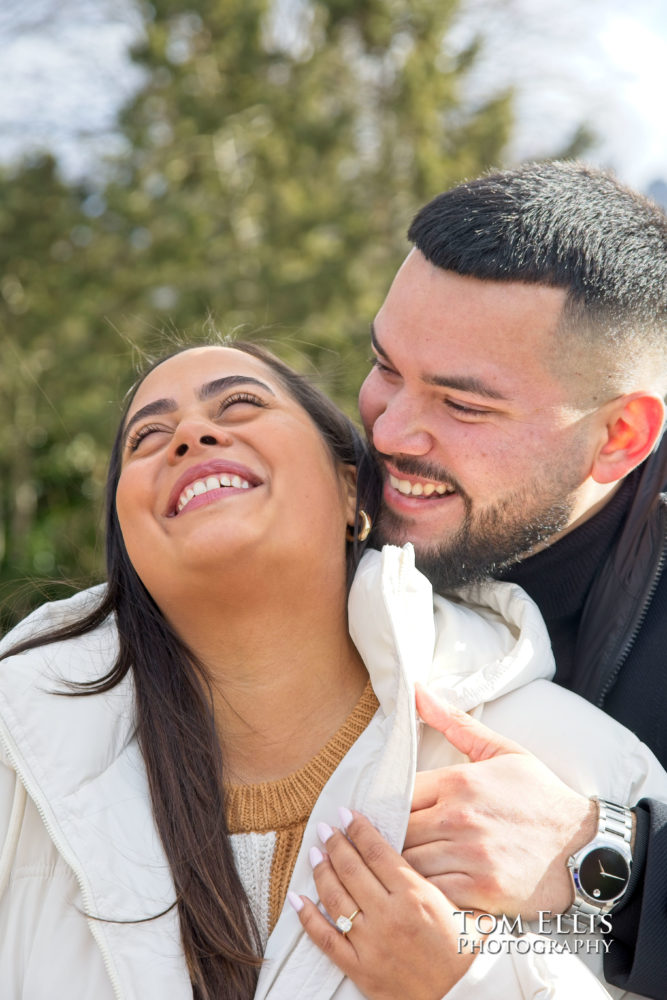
[578, 847, 630, 902]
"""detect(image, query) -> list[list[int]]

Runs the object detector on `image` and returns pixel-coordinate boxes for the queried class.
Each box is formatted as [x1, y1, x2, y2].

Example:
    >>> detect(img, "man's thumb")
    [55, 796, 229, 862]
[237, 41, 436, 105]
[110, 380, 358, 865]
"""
[415, 683, 527, 762]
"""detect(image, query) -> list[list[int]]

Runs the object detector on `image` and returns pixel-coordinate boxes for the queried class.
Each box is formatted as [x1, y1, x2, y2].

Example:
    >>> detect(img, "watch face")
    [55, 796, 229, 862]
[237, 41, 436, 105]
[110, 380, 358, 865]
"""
[578, 847, 630, 902]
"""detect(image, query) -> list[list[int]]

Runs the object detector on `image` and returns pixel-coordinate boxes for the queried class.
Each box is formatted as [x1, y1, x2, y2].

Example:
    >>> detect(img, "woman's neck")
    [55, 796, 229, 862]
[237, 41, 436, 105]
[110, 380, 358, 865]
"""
[161, 575, 369, 783]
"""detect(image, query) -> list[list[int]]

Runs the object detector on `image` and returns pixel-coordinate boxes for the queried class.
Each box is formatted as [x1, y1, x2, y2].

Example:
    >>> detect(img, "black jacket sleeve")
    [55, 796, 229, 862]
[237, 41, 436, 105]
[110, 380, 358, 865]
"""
[604, 800, 667, 999]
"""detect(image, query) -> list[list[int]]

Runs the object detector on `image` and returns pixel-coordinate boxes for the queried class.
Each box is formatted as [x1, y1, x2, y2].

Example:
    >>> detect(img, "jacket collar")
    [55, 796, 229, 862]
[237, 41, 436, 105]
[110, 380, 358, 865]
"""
[574, 436, 667, 703]
[349, 544, 554, 714]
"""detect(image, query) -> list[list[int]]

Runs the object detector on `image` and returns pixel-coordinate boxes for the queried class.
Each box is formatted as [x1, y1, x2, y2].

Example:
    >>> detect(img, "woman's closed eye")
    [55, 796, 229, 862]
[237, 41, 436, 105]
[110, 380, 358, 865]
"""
[126, 393, 269, 452]
[127, 423, 171, 452]
[215, 391, 268, 416]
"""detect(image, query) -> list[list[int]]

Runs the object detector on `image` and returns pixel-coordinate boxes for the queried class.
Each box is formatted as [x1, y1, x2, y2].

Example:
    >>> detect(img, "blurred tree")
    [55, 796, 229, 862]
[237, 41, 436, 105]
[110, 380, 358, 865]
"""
[2, 0, 518, 627]
[0, 155, 139, 630]
[102, 0, 514, 399]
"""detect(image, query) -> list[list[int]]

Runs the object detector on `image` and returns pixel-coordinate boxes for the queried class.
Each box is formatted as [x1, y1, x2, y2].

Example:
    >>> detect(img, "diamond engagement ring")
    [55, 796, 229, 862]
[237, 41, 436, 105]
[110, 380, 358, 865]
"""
[335, 908, 360, 935]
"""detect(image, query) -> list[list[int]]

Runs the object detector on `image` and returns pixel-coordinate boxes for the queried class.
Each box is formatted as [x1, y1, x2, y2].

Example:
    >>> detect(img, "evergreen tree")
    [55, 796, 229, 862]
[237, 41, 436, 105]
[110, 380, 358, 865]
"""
[3, 0, 517, 626]
[0, 156, 132, 628]
[103, 0, 513, 400]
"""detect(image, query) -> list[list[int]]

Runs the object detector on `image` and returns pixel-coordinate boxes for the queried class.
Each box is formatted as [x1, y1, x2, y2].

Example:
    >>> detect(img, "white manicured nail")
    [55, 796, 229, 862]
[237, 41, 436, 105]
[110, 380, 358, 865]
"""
[317, 821, 334, 843]
[338, 806, 353, 830]
[287, 891, 304, 913]
[309, 846, 325, 868]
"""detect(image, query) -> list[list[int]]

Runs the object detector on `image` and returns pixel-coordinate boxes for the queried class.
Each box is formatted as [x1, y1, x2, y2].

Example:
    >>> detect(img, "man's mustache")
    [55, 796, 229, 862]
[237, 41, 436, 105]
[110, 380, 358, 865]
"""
[372, 448, 466, 497]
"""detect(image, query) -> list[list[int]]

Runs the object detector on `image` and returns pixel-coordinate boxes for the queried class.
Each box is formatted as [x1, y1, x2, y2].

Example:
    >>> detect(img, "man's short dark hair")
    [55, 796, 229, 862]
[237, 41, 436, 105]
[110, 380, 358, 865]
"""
[408, 162, 667, 390]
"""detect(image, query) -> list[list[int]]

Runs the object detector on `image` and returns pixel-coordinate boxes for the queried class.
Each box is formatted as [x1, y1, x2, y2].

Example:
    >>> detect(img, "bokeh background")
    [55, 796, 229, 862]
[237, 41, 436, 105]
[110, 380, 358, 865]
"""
[1, 0, 666, 628]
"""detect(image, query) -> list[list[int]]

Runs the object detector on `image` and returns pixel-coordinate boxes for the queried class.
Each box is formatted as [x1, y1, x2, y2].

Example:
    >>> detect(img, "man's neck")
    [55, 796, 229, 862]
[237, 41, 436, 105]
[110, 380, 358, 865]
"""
[525, 480, 623, 559]
[496, 477, 635, 685]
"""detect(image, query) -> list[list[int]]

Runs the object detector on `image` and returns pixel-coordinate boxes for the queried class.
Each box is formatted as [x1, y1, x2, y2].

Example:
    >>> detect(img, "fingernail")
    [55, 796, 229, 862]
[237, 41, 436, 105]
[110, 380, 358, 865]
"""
[338, 806, 353, 830]
[317, 821, 334, 843]
[287, 891, 304, 913]
[309, 846, 325, 868]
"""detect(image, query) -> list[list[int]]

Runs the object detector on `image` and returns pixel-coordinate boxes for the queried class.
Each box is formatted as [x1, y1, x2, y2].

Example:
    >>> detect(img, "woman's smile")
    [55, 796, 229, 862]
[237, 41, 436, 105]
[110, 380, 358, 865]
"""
[166, 458, 263, 516]
[115, 346, 357, 601]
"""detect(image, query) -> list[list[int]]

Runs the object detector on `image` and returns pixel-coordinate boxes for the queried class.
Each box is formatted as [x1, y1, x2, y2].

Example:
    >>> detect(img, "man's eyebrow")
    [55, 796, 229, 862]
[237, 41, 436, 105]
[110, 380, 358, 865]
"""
[370, 322, 391, 360]
[425, 373, 508, 401]
[370, 322, 507, 402]
[123, 376, 276, 445]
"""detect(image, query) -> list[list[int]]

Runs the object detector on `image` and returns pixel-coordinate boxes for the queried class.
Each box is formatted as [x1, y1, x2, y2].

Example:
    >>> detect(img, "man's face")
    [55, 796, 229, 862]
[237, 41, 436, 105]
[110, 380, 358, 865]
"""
[358, 250, 604, 590]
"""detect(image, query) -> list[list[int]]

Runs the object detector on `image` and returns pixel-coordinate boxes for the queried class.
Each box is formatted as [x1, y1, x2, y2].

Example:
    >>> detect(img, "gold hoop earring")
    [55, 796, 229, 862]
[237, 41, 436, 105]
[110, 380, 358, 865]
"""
[346, 509, 372, 543]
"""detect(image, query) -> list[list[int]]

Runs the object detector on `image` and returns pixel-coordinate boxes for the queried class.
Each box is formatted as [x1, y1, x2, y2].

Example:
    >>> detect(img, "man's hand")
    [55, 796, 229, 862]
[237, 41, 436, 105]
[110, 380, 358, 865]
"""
[404, 685, 598, 919]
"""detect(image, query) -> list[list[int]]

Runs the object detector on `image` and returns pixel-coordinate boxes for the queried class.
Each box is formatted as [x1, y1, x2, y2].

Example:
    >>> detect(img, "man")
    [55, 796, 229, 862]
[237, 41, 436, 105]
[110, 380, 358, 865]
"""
[359, 161, 667, 999]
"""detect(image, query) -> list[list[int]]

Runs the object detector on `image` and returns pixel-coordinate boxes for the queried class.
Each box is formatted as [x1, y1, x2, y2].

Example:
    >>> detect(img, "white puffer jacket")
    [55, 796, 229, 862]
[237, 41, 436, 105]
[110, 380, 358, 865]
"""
[0, 546, 665, 999]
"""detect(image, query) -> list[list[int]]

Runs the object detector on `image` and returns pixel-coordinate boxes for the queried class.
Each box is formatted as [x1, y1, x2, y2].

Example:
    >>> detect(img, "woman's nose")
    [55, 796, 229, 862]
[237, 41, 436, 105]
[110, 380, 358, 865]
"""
[168, 420, 231, 462]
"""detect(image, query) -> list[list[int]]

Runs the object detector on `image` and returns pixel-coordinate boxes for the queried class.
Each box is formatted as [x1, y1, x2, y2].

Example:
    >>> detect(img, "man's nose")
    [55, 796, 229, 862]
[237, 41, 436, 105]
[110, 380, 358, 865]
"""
[370, 395, 433, 458]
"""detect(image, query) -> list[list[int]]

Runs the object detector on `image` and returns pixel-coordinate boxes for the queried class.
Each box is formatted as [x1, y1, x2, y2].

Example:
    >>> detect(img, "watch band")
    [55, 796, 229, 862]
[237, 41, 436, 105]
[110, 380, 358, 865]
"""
[598, 799, 633, 847]
[567, 798, 633, 919]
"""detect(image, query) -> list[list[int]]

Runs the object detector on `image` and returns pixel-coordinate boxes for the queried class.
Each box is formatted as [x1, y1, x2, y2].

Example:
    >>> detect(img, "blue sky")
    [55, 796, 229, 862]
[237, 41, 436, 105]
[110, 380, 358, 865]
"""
[596, 8, 667, 186]
[451, 0, 667, 189]
[0, 0, 665, 191]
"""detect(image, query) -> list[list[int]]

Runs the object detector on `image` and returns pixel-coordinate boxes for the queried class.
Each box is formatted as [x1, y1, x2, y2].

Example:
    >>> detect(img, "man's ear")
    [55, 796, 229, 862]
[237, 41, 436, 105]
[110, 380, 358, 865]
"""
[339, 463, 359, 526]
[592, 393, 665, 484]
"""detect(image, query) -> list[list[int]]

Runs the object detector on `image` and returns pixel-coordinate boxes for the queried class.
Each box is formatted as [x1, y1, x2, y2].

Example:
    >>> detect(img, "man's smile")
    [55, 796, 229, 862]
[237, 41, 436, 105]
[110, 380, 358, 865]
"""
[388, 472, 456, 498]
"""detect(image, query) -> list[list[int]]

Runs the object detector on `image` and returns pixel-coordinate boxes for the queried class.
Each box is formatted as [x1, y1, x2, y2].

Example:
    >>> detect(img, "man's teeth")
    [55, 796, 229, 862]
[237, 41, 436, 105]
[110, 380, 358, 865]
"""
[389, 474, 454, 497]
[177, 474, 250, 512]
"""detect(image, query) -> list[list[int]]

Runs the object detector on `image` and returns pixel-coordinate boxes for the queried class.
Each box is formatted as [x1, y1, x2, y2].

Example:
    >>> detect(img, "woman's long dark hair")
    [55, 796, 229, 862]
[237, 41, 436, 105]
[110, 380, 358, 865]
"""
[2, 340, 381, 999]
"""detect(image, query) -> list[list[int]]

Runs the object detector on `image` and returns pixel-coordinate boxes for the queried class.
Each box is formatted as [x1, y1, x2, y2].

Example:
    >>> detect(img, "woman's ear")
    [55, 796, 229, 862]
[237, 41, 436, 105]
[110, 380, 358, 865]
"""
[592, 393, 665, 484]
[339, 463, 359, 526]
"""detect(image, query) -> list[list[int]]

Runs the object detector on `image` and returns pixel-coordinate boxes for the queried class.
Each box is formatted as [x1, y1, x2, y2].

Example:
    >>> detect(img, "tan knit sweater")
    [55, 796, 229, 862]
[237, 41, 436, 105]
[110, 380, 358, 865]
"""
[225, 681, 379, 947]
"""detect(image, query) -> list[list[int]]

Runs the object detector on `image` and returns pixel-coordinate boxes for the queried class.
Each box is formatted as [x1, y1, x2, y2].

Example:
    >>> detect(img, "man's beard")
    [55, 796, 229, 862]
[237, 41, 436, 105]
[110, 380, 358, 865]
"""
[374, 457, 579, 593]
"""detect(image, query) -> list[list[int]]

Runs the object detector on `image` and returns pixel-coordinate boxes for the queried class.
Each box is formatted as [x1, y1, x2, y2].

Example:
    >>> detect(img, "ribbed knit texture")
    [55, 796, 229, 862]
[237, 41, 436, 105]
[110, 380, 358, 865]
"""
[225, 681, 379, 945]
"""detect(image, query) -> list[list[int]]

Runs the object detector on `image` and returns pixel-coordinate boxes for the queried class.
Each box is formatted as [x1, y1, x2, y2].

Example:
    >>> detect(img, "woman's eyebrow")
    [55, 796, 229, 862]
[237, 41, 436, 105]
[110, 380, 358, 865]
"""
[123, 397, 177, 445]
[197, 375, 275, 400]
[123, 376, 276, 446]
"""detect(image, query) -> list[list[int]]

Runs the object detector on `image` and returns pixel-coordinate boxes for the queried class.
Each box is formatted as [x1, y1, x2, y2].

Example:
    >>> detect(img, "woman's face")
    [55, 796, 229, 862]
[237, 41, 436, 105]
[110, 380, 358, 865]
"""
[116, 347, 357, 605]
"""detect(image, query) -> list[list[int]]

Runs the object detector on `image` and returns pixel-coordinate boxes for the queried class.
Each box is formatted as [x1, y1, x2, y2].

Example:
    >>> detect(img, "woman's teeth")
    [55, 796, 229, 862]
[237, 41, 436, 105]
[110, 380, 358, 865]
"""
[177, 474, 250, 513]
[389, 474, 454, 497]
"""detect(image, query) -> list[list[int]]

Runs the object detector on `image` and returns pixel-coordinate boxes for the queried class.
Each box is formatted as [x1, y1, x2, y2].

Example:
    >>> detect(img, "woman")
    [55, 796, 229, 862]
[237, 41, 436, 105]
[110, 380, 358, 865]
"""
[0, 342, 663, 999]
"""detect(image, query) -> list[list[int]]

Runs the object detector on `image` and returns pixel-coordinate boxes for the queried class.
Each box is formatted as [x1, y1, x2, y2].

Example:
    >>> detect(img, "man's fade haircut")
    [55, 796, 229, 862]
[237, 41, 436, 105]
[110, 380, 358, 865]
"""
[408, 160, 667, 394]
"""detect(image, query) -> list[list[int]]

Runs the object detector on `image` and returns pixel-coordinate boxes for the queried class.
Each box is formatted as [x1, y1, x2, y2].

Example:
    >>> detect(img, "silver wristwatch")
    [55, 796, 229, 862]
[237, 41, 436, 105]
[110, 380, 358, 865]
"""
[566, 798, 633, 919]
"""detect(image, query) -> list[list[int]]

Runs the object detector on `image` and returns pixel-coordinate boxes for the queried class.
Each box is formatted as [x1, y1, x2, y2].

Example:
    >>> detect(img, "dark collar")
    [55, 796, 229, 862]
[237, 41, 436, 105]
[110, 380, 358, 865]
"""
[496, 477, 635, 619]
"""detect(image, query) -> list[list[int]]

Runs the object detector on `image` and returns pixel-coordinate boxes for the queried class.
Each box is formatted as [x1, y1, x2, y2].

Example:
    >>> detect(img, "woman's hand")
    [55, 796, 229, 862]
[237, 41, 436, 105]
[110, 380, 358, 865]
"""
[288, 810, 481, 1000]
